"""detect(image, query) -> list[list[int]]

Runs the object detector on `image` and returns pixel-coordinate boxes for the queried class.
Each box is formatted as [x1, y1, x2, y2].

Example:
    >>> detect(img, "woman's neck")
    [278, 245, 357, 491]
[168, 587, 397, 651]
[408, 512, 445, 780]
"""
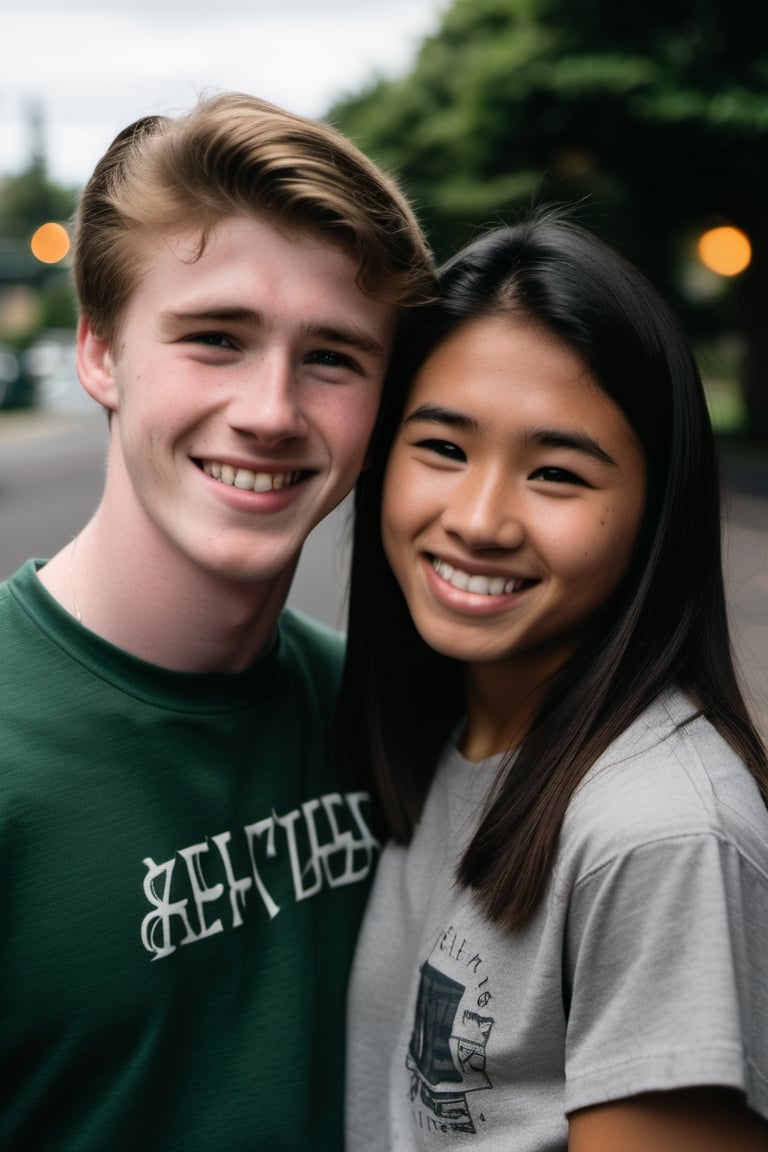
[459, 649, 571, 762]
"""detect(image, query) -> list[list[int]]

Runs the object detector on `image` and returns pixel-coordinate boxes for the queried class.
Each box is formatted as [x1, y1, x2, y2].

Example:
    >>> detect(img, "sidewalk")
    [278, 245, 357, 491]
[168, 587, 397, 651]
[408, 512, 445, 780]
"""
[0, 406, 96, 443]
[720, 450, 768, 739]
[723, 524, 767, 741]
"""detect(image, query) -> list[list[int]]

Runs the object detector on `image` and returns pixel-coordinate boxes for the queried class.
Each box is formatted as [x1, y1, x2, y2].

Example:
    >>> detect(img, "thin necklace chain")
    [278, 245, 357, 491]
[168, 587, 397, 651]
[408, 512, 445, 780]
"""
[68, 536, 83, 624]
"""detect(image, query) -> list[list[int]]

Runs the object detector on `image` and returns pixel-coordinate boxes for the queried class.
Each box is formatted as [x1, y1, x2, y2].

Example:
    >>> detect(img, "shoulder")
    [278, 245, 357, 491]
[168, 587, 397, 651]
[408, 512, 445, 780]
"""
[0, 560, 38, 606]
[0, 561, 52, 664]
[560, 688, 768, 878]
[554, 691, 768, 1122]
[271, 611, 347, 744]
[276, 608, 345, 682]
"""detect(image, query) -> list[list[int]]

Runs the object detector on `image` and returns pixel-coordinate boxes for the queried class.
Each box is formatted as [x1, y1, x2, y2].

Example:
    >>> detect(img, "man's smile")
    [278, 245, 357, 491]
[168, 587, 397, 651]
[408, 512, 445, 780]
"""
[198, 459, 305, 492]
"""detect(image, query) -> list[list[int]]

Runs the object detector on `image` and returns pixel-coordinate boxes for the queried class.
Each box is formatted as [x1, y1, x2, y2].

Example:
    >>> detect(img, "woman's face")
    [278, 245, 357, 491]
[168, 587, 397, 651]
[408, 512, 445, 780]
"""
[382, 315, 647, 682]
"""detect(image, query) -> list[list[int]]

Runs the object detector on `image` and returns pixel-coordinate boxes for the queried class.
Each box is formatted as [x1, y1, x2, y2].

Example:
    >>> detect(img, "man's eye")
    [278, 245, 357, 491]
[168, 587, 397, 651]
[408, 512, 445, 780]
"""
[531, 466, 587, 485]
[418, 438, 466, 462]
[187, 332, 237, 350]
[306, 349, 358, 371]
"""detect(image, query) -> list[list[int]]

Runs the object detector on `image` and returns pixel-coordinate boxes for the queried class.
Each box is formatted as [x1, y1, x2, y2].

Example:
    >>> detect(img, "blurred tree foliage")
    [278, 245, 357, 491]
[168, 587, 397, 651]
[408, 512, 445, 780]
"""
[0, 152, 78, 342]
[0, 164, 74, 243]
[329, 0, 768, 440]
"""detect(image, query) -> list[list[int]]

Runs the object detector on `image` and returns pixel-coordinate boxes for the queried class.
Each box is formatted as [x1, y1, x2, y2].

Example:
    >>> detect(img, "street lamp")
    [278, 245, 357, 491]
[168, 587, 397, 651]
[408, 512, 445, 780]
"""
[30, 222, 70, 265]
[697, 226, 751, 277]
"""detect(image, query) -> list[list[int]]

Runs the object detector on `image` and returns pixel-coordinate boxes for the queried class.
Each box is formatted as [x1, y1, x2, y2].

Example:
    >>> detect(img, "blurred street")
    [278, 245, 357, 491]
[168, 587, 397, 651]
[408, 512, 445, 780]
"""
[720, 455, 768, 739]
[1, 403, 767, 740]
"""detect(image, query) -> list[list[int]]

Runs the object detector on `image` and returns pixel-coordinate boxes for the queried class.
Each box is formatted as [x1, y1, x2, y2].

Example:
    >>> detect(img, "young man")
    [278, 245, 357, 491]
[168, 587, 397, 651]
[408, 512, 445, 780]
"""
[0, 93, 434, 1149]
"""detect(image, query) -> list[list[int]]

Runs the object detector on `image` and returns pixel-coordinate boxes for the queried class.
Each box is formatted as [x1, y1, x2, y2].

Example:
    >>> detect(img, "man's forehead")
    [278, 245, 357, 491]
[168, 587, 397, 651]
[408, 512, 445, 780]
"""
[126, 214, 394, 343]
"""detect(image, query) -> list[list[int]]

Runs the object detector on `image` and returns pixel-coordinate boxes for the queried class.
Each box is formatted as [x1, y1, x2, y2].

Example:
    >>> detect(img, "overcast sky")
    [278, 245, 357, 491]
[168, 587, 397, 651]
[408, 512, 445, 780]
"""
[1, 0, 445, 188]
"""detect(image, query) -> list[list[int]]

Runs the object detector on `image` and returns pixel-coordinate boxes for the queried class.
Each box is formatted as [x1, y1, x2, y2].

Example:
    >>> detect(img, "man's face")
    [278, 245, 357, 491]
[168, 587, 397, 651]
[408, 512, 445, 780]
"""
[80, 215, 394, 589]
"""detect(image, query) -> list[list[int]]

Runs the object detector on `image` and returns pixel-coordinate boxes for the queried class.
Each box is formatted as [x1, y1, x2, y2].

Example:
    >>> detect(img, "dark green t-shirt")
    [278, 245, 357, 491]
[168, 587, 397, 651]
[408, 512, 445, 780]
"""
[0, 561, 376, 1150]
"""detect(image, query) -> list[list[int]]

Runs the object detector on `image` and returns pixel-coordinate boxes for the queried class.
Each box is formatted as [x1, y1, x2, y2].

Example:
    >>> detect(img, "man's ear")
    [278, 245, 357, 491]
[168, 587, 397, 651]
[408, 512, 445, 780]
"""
[76, 315, 119, 411]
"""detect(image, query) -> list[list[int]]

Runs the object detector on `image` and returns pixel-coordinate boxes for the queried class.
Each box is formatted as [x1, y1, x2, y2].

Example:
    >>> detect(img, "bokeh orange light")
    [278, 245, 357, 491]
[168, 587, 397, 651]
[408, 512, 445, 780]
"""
[697, 226, 751, 277]
[30, 222, 71, 264]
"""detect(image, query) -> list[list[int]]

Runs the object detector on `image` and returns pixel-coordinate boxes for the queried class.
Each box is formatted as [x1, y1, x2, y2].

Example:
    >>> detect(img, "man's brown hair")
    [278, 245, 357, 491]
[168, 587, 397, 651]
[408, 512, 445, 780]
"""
[73, 92, 435, 344]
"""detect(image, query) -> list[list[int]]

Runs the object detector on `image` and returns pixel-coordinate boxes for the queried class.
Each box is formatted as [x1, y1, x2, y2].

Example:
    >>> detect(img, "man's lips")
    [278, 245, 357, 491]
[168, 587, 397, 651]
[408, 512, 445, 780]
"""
[198, 459, 306, 492]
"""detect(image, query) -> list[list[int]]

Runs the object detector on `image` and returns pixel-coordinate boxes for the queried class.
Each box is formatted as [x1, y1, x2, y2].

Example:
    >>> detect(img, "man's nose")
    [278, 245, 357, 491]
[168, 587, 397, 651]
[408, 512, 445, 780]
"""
[227, 353, 308, 443]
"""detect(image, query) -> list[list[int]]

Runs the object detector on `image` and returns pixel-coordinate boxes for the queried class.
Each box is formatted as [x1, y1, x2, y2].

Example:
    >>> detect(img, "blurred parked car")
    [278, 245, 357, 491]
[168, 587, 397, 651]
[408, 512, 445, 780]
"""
[22, 330, 89, 411]
[0, 343, 36, 409]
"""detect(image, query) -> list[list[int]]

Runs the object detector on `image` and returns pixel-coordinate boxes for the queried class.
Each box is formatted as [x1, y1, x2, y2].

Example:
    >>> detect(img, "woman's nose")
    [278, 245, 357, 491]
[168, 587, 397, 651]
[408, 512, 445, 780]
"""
[440, 473, 525, 550]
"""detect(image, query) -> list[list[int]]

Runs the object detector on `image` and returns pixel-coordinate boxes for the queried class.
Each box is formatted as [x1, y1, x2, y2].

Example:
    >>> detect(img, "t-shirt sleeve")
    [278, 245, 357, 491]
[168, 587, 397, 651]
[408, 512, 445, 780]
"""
[562, 833, 768, 1121]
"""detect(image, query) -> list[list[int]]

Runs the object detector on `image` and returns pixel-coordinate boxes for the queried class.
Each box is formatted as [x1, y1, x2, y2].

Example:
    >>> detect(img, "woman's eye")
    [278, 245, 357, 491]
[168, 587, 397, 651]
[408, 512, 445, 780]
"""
[532, 466, 587, 485]
[418, 438, 466, 462]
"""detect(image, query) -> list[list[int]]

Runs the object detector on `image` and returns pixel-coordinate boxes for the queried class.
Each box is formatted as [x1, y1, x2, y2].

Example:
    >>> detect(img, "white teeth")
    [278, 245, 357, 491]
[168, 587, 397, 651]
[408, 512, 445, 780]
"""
[234, 468, 255, 489]
[433, 558, 524, 596]
[202, 461, 300, 492]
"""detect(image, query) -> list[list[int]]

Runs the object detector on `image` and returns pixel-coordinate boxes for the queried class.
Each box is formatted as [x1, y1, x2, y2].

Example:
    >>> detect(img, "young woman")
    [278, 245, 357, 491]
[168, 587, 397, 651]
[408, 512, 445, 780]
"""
[339, 214, 768, 1150]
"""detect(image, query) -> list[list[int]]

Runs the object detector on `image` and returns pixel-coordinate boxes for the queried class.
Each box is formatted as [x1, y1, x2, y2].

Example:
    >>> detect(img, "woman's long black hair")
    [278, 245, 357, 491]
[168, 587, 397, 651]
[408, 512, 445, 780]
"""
[337, 209, 768, 930]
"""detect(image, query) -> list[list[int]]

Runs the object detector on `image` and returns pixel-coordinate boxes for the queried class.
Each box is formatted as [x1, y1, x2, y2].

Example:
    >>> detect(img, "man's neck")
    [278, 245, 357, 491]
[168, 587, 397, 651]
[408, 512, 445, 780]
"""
[37, 515, 297, 674]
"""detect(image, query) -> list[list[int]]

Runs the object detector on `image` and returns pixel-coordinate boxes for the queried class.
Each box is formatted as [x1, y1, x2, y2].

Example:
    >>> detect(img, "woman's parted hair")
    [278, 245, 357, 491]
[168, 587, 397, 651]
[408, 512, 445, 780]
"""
[338, 209, 768, 930]
[73, 92, 435, 344]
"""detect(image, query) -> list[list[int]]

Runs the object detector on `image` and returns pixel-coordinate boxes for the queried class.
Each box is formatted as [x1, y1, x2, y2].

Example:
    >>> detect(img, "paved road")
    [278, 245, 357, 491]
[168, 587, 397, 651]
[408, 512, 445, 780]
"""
[2, 405, 767, 738]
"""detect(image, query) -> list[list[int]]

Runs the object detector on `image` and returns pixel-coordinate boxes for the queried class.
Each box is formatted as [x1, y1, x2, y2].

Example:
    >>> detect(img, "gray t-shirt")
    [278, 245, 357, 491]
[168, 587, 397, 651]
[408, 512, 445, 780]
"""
[346, 689, 768, 1150]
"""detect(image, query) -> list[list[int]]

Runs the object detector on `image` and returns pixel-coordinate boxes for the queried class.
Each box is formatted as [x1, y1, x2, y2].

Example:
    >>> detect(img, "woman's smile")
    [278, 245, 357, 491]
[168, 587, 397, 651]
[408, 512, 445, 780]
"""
[429, 555, 531, 596]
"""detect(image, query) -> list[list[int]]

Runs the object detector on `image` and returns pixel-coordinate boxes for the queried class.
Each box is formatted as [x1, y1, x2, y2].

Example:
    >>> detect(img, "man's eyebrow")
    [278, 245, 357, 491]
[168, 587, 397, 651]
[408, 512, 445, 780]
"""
[302, 324, 386, 358]
[159, 307, 386, 357]
[528, 428, 617, 466]
[159, 306, 261, 330]
[403, 403, 480, 433]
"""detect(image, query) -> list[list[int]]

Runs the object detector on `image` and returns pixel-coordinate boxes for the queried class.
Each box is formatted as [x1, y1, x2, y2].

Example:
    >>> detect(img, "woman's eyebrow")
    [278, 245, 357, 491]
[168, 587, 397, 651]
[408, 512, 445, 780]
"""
[404, 405, 617, 466]
[403, 402, 480, 433]
[528, 428, 617, 466]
